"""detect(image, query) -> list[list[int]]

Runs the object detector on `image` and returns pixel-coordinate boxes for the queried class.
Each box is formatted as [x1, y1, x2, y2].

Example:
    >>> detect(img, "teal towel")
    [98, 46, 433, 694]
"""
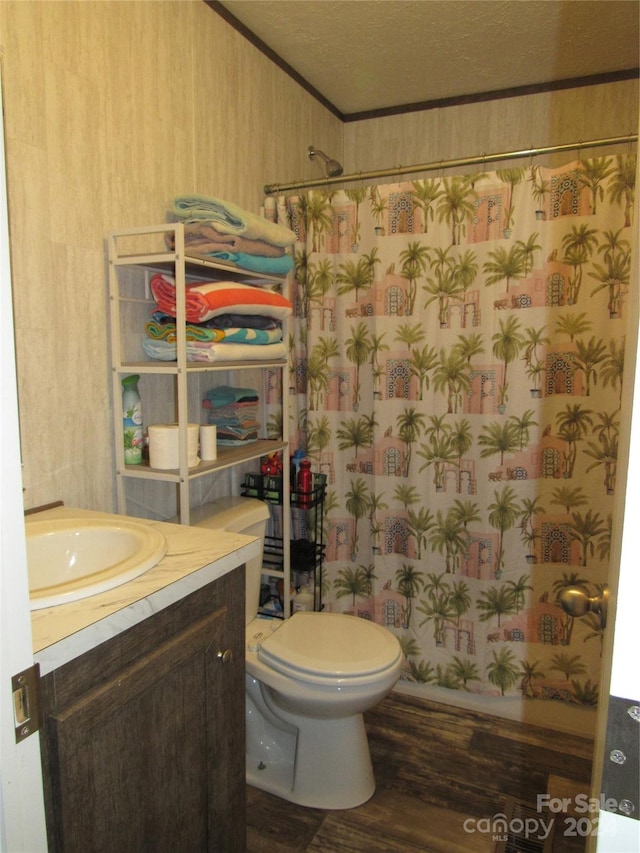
[207, 250, 294, 276]
[204, 386, 259, 407]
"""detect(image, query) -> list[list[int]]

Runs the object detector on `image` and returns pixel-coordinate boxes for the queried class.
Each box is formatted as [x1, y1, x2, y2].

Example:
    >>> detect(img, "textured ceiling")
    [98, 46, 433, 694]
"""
[217, 0, 639, 117]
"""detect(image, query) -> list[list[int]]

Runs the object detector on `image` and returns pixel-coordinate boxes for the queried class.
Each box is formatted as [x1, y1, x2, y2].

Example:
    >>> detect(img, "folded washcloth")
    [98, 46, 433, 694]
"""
[202, 387, 261, 443]
[216, 434, 260, 446]
[149, 274, 292, 323]
[206, 411, 259, 428]
[142, 338, 287, 363]
[206, 418, 260, 436]
[171, 195, 296, 247]
[204, 386, 259, 406]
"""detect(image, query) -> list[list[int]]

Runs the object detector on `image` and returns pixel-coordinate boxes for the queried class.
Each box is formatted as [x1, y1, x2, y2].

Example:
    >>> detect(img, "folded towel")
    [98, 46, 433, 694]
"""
[205, 250, 294, 276]
[171, 195, 296, 247]
[150, 274, 292, 323]
[142, 338, 287, 363]
[166, 223, 286, 258]
[202, 387, 261, 443]
[223, 326, 283, 344]
[145, 321, 281, 345]
[151, 310, 280, 331]
[145, 321, 225, 343]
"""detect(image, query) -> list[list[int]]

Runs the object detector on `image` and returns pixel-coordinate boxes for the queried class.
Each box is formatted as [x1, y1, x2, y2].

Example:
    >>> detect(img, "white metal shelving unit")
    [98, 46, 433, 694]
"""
[107, 222, 291, 613]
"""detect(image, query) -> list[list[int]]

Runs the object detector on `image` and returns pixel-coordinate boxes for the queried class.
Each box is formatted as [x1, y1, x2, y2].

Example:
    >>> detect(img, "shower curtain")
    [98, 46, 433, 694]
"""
[272, 152, 636, 708]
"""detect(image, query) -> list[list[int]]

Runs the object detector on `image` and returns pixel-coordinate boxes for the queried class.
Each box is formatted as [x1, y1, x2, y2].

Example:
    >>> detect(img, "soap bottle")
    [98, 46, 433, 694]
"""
[293, 583, 314, 612]
[297, 458, 313, 508]
[122, 374, 144, 464]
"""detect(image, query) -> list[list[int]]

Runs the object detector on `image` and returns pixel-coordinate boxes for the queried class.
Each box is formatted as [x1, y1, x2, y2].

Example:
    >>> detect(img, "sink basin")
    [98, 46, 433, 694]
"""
[26, 517, 168, 610]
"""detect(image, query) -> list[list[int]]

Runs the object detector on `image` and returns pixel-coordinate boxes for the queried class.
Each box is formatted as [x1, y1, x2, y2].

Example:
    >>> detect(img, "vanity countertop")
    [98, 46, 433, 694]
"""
[29, 506, 259, 675]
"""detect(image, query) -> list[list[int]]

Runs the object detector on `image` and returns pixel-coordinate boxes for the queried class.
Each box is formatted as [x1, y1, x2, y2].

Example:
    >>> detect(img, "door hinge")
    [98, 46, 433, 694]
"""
[11, 663, 41, 742]
[602, 694, 640, 822]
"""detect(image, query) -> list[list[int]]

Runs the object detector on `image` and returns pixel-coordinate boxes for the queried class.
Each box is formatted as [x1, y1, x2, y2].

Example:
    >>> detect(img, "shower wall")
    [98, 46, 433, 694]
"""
[345, 80, 638, 174]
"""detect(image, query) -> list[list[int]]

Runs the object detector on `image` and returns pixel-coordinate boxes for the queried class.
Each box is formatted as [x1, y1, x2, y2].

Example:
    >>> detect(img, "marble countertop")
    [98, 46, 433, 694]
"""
[29, 506, 259, 675]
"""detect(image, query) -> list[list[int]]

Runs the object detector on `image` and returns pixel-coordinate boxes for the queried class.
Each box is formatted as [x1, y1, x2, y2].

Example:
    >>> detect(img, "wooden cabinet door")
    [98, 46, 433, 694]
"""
[45, 604, 243, 852]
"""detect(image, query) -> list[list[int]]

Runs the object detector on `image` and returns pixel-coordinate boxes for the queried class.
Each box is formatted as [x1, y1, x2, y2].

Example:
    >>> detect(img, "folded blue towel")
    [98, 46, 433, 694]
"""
[204, 386, 259, 407]
[206, 250, 294, 276]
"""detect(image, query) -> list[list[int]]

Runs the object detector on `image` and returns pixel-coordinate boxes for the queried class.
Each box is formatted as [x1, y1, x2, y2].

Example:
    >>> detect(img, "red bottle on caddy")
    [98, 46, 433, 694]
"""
[297, 458, 313, 508]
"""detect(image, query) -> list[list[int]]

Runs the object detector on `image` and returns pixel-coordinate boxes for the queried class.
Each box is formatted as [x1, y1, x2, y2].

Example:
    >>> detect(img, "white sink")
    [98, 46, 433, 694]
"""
[26, 517, 168, 610]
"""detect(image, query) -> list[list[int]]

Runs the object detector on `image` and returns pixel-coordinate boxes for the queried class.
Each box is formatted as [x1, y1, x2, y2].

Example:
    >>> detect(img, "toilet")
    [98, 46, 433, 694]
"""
[191, 496, 403, 810]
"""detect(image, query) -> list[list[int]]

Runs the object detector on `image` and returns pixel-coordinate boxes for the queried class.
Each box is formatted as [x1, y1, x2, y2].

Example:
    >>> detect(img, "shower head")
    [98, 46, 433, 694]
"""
[308, 145, 343, 178]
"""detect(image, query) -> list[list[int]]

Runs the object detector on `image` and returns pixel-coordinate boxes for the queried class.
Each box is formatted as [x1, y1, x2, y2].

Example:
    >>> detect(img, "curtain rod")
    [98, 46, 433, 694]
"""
[264, 134, 637, 195]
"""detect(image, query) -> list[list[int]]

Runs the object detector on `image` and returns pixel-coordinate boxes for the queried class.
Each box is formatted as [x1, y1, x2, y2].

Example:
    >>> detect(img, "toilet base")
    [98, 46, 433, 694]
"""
[247, 708, 375, 810]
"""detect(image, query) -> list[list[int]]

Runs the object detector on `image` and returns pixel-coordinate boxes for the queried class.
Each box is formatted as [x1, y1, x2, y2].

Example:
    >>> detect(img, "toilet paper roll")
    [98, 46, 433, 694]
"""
[148, 423, 200, 470]
[200, 424, 218, 461]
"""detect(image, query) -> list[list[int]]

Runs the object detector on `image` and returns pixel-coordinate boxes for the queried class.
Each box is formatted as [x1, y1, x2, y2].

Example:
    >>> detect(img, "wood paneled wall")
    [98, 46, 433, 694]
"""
[344, 80, 638, 174]
[0, 1, 342, 511]
[0, 1, 636, 513]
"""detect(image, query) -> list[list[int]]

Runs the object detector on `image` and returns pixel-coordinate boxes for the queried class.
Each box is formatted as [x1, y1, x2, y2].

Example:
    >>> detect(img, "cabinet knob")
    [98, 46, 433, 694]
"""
[217, 649, 232, 664]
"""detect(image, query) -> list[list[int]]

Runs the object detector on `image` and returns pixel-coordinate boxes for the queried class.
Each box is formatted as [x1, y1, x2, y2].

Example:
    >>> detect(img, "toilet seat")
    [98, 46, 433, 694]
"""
[257, 611, 402, 685]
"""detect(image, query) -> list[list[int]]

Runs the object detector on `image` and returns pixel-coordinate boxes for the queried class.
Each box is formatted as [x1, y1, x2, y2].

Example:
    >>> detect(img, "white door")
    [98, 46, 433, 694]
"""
[0, 72, 48, 850]
[591, 331, 640, 852]
[590, 153, 640, 852]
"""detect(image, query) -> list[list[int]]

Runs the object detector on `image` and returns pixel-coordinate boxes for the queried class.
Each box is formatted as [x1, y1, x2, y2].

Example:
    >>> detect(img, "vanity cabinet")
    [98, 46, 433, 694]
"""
[108, 222, 291, 613]
[38, 567, 245, 853]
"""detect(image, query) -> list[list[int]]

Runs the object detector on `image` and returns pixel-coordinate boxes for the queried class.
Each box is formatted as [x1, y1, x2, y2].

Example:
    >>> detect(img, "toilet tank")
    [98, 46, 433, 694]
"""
[188, 496, 270, 624]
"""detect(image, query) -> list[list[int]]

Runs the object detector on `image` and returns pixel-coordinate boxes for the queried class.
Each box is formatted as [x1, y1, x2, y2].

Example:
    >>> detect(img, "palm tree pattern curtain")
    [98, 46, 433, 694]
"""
[274, 153, 635, 707]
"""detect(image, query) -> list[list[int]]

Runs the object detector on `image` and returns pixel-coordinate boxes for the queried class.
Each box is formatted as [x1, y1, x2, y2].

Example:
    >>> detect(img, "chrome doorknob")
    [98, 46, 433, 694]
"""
[558, 585, 609, 629]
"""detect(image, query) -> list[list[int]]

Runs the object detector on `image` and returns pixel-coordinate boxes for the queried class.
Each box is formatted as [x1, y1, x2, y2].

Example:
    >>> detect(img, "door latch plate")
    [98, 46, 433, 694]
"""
[11, 663, 41, 742]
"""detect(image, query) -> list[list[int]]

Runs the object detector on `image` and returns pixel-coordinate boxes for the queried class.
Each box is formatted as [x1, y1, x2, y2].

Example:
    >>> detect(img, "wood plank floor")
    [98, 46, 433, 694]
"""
[246, 692, 594, 853]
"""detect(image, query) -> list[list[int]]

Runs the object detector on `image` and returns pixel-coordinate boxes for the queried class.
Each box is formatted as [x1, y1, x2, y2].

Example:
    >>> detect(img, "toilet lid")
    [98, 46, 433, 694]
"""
[258, 611, 401, 680]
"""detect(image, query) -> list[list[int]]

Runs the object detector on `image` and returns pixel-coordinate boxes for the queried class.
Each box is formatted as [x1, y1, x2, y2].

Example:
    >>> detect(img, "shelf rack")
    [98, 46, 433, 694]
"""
[108, 222, 291, 613]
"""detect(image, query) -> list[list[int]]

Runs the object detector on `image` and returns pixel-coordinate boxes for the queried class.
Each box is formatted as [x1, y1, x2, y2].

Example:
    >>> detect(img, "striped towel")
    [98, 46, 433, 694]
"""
[145, 322, 282, 345]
